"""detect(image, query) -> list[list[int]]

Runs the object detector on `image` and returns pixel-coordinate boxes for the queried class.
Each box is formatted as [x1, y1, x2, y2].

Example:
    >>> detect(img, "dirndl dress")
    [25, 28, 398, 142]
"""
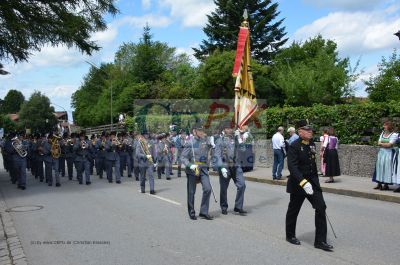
[373, 132, 398, 184]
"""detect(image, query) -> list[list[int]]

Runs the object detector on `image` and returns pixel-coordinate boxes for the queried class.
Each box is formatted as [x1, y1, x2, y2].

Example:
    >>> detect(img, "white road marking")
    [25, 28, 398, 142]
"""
[138, 190, 182, 206]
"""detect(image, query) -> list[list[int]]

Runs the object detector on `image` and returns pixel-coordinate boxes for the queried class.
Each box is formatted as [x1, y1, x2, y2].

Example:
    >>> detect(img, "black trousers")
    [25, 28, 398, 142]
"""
[66, 157, 74, 179]
[59, 157, 66, 176]
[285, 191, 327, 244]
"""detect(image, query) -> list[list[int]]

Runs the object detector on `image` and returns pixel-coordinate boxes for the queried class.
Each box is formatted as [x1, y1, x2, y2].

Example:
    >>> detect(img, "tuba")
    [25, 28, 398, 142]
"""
[12, 136, 28, 158]
[51, 135, 61, 159]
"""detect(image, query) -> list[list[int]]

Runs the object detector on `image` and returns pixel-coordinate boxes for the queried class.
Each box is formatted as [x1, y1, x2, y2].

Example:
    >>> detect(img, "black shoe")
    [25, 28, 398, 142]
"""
[394, 187, 400, 193]
[158, 176, 161, 179]
[135, 177, 139, 181]
[178, 175, 181, 178]
[199, 213, 213, 220]
[286, 237, 301, 245]
[382, 184, 389, 190]
[141, 190, 145, 193]
[99, 176, 103, 179]
[40, 179, 43, 182]
[69, 177, 72, 180]
[128, 175, 132, 178]
[48, 183, 52, 186]
[314, 241, 334, 251]
[86, 181, 91, 185]
[108, 180, 113, 183]
[79, 181, 83, 185]
[55, 183, 61, 187]
[166, 177, 171, 180]
[20, 186, 26, 190]
[116, 180, 121, 184]
[221, 209, 228, 215]
[150, 191, 156, 195]
[234, 208, 247, 215]
[189, 215, 197, 220]
[170, 172, 174, 175]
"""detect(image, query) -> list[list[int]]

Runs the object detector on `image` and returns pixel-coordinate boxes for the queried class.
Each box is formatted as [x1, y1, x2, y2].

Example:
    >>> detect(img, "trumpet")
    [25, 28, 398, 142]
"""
[12, 136, 28, 158]
[81, 140, 88, 149]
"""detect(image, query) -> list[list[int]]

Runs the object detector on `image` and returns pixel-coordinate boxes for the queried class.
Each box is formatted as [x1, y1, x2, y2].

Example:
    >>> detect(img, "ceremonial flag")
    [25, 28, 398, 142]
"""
[232, 12, 258, 129]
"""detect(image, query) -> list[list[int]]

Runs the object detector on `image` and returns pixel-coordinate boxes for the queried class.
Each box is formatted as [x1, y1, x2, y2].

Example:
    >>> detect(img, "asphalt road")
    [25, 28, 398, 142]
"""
[0, 168, 399, 265]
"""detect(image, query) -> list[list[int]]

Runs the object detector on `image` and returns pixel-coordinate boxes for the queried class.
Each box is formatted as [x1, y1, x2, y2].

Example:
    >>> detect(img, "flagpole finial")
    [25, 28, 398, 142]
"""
[243, 9, 248, 21]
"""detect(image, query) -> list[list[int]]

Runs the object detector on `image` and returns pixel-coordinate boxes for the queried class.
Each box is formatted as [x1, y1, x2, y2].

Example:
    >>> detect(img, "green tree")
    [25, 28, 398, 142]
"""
[193, 0, 288, 64]
[271, 35, 354, 106]
[0, 0, 118, 63]
[0, 89, 25, 114]
[0, 114, 16, 133]
[365, 50, 400, 103]
[19, 91, 57, 133]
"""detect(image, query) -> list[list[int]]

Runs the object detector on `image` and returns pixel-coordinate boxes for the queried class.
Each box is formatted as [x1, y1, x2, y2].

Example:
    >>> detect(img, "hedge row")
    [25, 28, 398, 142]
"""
[126, 101, 400, 145]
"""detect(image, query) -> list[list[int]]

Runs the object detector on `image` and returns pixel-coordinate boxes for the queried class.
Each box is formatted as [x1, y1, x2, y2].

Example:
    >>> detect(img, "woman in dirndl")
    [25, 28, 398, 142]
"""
[322, 127, 341, 183]
[392, 132, 400, 192]
[373, 121, 398, 190]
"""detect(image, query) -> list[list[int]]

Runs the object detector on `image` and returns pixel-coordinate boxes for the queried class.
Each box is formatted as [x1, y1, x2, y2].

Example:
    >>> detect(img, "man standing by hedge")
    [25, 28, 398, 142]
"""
[285, 120, 333, 251]
[272, 126, 285, 180]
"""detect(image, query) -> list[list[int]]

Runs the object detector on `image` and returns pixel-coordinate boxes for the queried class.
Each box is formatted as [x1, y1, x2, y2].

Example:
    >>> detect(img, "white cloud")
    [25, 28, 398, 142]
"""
[303, 0, 384, 10]
[142, 0, 151, 9]
[116, 14, 172, 28]
[91, 24, 118, 44]
[294, 9, 400, 56]
[158, 0, 215, 27]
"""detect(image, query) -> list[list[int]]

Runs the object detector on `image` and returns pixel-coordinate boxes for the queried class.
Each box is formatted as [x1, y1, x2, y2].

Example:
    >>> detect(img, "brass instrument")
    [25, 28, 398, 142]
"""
[12, 136, 28, 158]
[81, 139, 88, 149]
[138, 136, 153, 163]
[66, 138, 73, 146]
[50, 135, 61, 159]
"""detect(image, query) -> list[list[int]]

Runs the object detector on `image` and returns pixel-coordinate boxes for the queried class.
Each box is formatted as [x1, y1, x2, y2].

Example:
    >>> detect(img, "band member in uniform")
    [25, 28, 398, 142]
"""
[95, 132, 107, 179]
[215, 121, 247, 215]
[5, 132, 28, 189]
[89, 134, 97, 175]
[59, 132, 69, 177]
[65, 133, 75, 180]
[43, 133, 61, 187]
[36, 133, 45, 182]
[105, 131, 122, 184]
[285, 120, 333, 251]
[118, 132, 132, 178]
[136, 130, 156, 194]
[181, 122, 213, 220]
[74, 132, 92, 185]
[156, 133, 172, 180]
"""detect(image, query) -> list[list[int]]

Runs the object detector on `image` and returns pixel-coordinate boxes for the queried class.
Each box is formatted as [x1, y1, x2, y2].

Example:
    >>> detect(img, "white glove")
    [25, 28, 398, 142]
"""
[242, 132, 249, 141]
[234, 130, 240, 137]
[221, 168, 228, 178]
[303, 182, 314, 195]
[153, 163, 157, 168]
[146, 155, 152, 159]
[190, 164, 198, 171]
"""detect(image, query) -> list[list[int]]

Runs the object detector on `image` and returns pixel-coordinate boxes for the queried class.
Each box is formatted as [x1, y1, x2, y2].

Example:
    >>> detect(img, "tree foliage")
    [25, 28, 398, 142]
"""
[0, 89, 25, 114]
[72, 26, 197, 126]
[0, 0, 118, 63]
[365, 50, 400, 103]
[271, 35, 355, 106]
[19, 91, 57, 133]
[193, 0, 288, 64]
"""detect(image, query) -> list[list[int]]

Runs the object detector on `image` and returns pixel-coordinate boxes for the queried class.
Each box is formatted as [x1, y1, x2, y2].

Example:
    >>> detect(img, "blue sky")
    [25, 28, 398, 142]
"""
[1, 0, 399, 123]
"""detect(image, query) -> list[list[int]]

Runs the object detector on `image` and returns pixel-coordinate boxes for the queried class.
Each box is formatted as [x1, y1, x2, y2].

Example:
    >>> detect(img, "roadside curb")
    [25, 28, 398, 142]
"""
[0, 192, 28, 265]
[173, 166, 400, 204]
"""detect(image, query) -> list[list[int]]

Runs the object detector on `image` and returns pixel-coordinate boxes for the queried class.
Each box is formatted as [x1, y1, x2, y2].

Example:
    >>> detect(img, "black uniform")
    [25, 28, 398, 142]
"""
[285, 138, 328, 246]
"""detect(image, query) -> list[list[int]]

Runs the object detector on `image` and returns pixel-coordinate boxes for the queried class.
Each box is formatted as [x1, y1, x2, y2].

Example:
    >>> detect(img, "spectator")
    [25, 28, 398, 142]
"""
[322, 127, 341, 183]
[319, 128, 329, 176]
[272, 126, 285, 180]
[373, 121, 397, 190]
[287, 127, 299, 145]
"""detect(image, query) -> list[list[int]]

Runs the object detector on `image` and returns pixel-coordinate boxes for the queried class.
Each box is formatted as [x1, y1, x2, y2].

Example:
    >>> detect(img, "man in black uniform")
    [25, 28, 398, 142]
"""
[285, 120, 333, 251]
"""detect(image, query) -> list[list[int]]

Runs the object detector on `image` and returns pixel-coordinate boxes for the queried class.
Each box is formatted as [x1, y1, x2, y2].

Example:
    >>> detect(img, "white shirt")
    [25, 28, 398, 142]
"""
[272, 132, 285, 150]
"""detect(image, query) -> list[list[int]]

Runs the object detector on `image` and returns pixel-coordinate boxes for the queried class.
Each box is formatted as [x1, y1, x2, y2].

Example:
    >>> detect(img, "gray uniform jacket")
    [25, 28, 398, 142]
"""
[181, 136, 211, 170]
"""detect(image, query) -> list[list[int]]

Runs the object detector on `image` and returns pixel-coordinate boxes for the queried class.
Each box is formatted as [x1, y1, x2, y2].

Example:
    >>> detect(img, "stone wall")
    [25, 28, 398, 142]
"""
[253, 140, 379, 178]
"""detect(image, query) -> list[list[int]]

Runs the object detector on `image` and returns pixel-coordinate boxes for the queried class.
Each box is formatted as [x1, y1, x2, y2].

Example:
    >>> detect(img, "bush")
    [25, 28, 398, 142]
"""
[261, 101, 400, 144]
